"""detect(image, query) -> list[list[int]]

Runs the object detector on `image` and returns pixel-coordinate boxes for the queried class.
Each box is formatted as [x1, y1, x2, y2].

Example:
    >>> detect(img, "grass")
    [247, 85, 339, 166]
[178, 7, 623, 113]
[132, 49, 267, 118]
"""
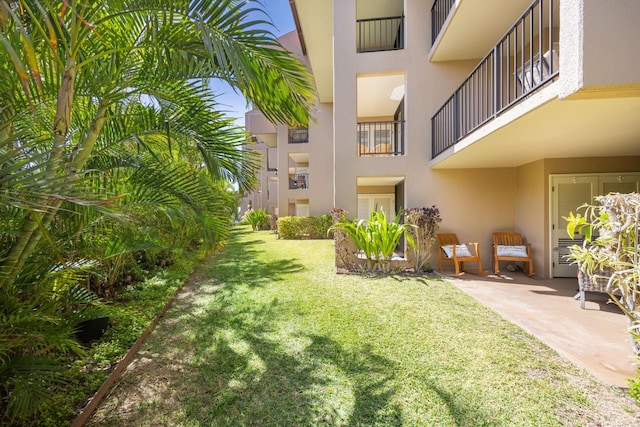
[89, 226, 638, 426]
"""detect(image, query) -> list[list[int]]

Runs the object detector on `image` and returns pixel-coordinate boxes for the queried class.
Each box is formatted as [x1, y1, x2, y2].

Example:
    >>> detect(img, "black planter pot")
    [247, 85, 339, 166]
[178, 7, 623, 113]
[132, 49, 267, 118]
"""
[75, 317, 109, 344]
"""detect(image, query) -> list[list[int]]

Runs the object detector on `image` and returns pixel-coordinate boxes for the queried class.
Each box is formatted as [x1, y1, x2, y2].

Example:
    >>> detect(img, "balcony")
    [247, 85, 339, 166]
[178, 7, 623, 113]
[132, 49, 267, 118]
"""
[430, 0, 535, 62]
[289, 173, 309, 190]
[432, 0, 558, 158]
[357, 16, 404, 53]
[288, 127, 309, 144]
[431, 0, 455, 46]
[357, 120, 405, 156]
[356, 0, 404, 53]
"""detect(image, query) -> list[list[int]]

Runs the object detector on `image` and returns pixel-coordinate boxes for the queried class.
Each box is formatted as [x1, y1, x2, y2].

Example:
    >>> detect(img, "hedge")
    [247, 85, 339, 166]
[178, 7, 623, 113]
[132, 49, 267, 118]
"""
[277, 215, 333, 239]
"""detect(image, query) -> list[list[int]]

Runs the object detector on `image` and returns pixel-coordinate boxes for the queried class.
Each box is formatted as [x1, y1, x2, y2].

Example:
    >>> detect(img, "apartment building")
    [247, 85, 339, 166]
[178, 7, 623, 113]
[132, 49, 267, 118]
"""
[241, 31, 335, 219]
[242, 0, 640, 278]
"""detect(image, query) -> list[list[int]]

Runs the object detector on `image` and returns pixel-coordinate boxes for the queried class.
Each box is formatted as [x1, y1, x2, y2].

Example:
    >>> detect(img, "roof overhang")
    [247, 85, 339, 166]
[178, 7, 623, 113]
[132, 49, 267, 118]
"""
[291, 0, 333, 103]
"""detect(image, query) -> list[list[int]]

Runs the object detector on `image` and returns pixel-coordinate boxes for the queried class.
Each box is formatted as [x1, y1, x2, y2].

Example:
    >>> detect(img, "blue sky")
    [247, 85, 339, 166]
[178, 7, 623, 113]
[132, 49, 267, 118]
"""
[211, 0, 296, 126]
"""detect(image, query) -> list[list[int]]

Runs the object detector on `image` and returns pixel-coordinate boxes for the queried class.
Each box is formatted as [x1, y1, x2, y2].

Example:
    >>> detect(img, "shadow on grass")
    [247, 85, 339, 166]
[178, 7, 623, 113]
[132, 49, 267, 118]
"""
[90, 227, 494, 426]
[165, 306, 487, 426]
[160, 302, 406, 425]
[203, 228, 305, 289]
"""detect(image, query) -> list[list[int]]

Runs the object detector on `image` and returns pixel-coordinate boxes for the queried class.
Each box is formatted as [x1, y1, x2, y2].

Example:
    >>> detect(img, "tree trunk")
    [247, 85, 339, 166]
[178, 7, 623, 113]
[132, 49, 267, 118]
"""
[0, 62, 77, 286]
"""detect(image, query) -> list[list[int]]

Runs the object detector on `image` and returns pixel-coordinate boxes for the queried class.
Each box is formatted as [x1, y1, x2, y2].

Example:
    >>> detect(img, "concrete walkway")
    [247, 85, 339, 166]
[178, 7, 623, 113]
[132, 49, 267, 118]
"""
[438, 269, 638, 388]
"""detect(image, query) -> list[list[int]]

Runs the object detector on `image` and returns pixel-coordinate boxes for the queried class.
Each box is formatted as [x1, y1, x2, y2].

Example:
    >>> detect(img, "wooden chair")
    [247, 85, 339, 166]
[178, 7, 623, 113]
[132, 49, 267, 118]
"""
[436, 233, 483, 275]
[492, 232, 534, 277]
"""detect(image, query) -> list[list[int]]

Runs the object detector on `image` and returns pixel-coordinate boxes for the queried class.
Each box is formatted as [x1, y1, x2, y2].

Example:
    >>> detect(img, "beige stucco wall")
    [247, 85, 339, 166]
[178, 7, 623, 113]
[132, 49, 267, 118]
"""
[246, 110, 276, 136]
[274, 101, 335, 217]
[515, 160, 546, 276]
[560, 0, 640, 99]
[543, 156, 640, 177]
[239, 139, 272, 215]
[333, 0, 358, 215]
[332, 0, 477, 210]
[430, 168, 517, 270]
[309, 102, 335, 215]
[581, 0, 640, 90]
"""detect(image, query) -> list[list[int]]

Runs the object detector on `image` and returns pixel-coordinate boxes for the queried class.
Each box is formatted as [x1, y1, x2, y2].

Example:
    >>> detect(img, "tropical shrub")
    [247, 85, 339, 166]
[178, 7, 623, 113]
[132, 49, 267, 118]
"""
[630, 367, 640, 405]
[277, 215, 333, 239]
[243, 209, 270, 231]
[330, 210, 415, 273]
[0, 0, 315, 422]
[0, 281, 110, 422]
[565, 192, 640, 354]
[565, 192, 640, 404]
[404, 206, 442, 271]
[27, 256, 197, 426]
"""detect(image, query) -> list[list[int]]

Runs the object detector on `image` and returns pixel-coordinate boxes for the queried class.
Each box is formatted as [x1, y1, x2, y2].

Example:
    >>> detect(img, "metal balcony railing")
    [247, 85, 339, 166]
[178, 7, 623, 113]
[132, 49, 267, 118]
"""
[431, 0, 558, 158]
[288, 127, 309, 144]
[289, 173, 309, 190]
[357, 16, 404, 53]
[357, 120, 405, 156]
[431, 0, 455, 46]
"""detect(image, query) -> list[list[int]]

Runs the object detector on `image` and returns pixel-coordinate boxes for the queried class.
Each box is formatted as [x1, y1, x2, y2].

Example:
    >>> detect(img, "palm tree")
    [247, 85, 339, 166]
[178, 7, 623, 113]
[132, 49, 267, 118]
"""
[0, 0, 315, 285]
[0, 0, 315, 419]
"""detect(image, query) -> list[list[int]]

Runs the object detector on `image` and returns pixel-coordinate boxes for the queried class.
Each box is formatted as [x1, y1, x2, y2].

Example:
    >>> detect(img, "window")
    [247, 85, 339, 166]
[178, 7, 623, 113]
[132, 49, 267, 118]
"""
[374, 129, 390, 147]
[288, 127, 309, 144]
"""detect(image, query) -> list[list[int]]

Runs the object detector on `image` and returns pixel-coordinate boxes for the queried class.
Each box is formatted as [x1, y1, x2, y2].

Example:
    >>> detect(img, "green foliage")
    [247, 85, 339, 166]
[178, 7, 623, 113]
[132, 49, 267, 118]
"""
[629, 355, 640, 404]
[25, 256, 197, 426]
[0, 0, 315, 421]
[0, 281, 101, 421]
[243, 209, 269, 231]
[404, 206, 442, 271]
[277, 215, 333, 239]
[330, 210, 415, 273]
[565, 193, 640, 357]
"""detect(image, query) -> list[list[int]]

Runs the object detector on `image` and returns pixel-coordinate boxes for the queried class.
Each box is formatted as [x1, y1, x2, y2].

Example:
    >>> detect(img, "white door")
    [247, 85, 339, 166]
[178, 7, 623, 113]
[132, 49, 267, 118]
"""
[600, 174, 640, 195]
[551, 176, 598, 277]
[551, 174, 640, 277]
[357, 194, 395, 220]
[295, 203, 309, 217]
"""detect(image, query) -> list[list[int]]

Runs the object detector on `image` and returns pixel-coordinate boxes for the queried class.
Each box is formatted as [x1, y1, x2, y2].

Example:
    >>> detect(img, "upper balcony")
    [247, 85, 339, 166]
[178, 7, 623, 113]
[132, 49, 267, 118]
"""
[432, 0, 559, 160]
[429, 0, 640, 169]
[356, 0, 404, 53]
[287, 153, 309, 191]
[357, 73, 405, 158]
[430, 0, 535, 62]
[357, 121, 404, 156]
[245, 109, 277, 147]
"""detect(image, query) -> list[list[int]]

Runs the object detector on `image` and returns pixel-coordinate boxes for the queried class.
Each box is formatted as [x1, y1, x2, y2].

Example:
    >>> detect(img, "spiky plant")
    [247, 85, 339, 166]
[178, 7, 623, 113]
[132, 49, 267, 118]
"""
[331, 210, 415, 273]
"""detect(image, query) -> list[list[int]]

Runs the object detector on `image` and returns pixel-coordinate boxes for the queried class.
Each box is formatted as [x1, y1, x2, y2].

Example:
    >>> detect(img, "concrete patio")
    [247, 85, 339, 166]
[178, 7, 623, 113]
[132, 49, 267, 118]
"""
[438, 269, 638, 388]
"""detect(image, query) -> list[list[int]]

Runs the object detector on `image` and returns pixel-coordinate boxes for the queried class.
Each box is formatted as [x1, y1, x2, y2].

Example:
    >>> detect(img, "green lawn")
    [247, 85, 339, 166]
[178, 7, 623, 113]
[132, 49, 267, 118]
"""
[89, 226, 636, 426]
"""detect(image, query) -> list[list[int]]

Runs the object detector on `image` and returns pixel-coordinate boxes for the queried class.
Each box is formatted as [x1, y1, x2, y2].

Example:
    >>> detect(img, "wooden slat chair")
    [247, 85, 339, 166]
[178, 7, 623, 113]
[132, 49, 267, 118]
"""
[492, 232, 534, 277]
[437, 233, 483, 275]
